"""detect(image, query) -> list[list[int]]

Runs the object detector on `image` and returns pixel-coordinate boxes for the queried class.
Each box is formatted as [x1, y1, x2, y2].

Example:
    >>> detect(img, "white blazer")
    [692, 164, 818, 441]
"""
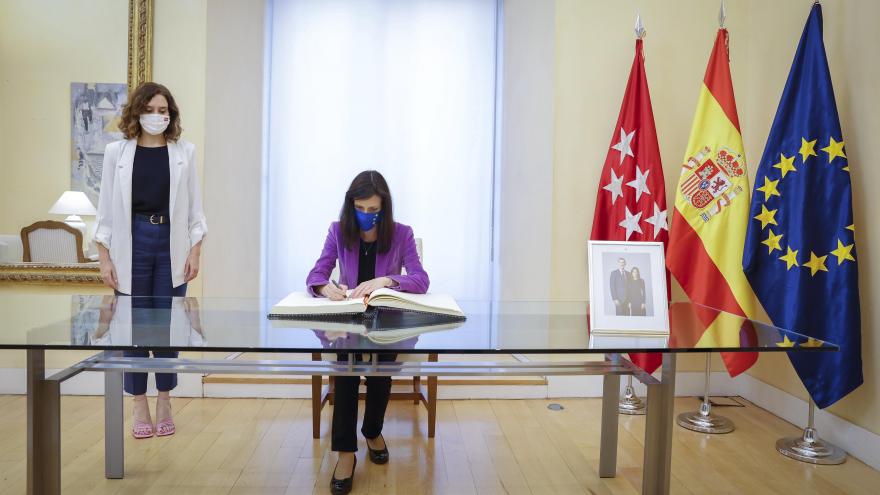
[93, 139, 208, 294]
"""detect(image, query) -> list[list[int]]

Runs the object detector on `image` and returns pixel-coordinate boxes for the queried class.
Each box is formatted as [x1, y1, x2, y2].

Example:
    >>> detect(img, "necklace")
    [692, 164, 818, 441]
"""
[362, 242, 375, 256]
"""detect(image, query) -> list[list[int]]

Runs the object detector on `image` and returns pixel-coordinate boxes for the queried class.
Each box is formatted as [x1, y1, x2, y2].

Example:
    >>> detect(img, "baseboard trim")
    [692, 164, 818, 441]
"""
[735, 373, 880, 471]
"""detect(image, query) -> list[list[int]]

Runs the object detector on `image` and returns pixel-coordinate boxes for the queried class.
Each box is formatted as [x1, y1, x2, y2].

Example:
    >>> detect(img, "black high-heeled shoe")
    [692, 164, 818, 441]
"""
[330, 455, 356, 495]
[366, 435, 389, 465]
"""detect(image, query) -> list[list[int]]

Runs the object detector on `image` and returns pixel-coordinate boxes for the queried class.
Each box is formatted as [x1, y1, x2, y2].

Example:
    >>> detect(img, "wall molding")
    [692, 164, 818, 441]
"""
[0, 262, 102, 285]
[127, 0, 153, 90]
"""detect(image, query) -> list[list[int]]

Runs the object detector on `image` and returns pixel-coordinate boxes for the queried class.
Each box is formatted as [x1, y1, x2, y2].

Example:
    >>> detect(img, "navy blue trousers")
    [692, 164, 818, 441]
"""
[119, 217, 187, 395]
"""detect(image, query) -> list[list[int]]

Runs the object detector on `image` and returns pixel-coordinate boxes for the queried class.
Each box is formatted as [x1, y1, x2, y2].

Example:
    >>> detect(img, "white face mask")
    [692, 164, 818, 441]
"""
[139, 113, 170, 136]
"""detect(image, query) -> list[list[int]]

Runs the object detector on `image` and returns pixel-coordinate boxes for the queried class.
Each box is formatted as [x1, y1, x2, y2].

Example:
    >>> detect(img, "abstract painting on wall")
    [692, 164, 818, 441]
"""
[70, 83, 128, 206]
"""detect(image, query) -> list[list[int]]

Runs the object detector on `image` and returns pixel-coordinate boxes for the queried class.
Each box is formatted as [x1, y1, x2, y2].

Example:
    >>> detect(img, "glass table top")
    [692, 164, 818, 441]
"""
[0, 295, 836, 354]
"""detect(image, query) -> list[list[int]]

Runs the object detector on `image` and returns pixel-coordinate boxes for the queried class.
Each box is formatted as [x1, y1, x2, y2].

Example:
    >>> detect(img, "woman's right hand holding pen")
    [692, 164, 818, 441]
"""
[319, 280, 348, 301]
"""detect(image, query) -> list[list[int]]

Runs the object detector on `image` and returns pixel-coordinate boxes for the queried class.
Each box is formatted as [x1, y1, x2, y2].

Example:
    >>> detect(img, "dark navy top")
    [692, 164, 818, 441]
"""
[131, 145, 170, 215]
[357, 240, 377, 284]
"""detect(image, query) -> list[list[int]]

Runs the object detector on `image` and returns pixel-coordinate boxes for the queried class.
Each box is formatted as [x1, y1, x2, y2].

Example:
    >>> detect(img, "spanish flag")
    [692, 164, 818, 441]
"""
[666, 28, 757, 376]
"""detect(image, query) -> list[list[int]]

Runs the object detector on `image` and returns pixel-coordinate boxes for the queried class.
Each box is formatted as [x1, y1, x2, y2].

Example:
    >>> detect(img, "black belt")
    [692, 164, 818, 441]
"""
[133, 213, 169, 225]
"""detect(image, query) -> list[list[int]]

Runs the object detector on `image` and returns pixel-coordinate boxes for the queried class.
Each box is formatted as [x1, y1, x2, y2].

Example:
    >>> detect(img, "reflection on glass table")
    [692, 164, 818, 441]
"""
[2, 294, 836, 495]
[71, 295, 205, 347]
[1, 295, 836, 355]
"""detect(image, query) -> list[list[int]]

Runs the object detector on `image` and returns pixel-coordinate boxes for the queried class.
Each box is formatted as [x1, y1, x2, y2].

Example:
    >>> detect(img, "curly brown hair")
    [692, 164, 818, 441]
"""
[118, 82, 183, 141]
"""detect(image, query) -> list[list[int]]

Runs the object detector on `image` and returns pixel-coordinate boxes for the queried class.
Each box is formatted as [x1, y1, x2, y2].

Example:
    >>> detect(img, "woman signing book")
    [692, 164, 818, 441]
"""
[305, 170, 429, 495]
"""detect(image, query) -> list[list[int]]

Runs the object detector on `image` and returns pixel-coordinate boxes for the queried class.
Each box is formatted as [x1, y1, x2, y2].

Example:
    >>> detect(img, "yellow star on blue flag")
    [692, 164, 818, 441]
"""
[743, 4, 861, 409]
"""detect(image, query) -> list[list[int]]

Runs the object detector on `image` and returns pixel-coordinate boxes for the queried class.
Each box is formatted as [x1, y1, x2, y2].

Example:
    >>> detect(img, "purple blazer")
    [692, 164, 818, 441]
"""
[306, 221, 429, 296]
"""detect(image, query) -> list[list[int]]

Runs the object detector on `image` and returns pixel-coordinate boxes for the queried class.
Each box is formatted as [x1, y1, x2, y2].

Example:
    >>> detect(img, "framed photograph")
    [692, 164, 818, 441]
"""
[588, 240, 669, 335]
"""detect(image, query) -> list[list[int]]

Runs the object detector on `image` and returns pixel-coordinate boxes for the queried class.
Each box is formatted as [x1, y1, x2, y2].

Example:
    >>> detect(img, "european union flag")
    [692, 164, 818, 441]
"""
[743, 4, 861, 409]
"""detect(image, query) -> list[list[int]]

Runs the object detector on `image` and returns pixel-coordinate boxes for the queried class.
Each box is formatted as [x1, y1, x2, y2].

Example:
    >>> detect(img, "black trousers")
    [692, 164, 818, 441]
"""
[331, 353, 397, 452]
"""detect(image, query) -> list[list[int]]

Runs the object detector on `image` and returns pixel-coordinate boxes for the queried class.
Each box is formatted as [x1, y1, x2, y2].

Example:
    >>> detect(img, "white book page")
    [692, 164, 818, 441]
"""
[270, 292, 367, 315]
[367, 289, 464, 317]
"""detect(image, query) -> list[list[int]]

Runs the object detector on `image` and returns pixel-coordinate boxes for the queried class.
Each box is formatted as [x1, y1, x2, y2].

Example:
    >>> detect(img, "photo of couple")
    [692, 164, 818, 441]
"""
[608, 256, 652, 317]
[589, 241, 668, 335]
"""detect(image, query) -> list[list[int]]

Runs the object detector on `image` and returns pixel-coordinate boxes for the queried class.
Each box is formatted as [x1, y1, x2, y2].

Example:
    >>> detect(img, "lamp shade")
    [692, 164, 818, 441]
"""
[48, 191, 97, 216]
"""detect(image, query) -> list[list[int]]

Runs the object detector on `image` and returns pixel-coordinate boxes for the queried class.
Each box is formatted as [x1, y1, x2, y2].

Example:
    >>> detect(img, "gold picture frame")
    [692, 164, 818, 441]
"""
[127, 0, 154, 91]
[0, 263, 103, 286]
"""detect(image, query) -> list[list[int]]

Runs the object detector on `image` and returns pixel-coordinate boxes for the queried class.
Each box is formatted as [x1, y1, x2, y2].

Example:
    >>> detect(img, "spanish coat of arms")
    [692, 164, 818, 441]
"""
[679, 146, 745, 222]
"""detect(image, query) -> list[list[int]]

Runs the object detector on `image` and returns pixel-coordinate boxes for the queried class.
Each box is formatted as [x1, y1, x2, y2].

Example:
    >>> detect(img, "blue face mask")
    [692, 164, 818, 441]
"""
[355, 209, 382, 231]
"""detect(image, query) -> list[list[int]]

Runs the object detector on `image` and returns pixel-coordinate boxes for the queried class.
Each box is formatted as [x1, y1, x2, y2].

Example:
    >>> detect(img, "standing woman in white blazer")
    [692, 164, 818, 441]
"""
[93, 82, 208, 439]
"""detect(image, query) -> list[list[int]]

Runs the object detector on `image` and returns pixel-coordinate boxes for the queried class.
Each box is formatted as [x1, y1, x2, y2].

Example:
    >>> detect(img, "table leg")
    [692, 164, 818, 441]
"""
[599, 355, 621, 477]
[427, 353, 438, 438]
[27, 349, 61, 495]
[311, 352, 323, 439]
[642, 353, 676, 495]
[105, 368, 124, 479]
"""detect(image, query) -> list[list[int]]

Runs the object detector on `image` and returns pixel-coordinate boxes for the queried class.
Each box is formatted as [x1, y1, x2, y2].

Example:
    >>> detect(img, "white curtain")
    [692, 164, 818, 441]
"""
[265, 0, 498, 301]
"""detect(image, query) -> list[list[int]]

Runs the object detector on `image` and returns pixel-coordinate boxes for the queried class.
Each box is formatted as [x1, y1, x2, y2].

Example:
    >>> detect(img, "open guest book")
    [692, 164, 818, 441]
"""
[268, 288, 466, 321]
[270, 309, 465, 344]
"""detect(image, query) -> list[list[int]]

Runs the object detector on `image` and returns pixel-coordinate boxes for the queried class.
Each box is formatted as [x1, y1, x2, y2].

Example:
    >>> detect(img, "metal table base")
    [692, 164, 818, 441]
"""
[26, 350, 676, 495]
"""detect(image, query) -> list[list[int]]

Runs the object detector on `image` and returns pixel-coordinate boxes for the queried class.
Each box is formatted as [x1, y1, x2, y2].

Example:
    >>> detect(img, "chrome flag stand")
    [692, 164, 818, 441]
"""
[676, 354, 734, 433]
[777, 399, 846, 464]
[619, 375, 646, 415]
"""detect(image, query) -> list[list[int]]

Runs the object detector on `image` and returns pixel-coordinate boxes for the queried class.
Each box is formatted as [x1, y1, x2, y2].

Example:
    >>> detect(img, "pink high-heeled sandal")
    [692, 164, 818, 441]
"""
[156, 398, 175, 436]
[132, 420, 154, 439]
[156, 418, 175, 436]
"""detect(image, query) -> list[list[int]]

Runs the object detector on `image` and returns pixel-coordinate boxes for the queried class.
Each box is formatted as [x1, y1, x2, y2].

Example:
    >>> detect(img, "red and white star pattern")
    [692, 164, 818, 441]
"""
[589, 40, 669, 374]
[595, 122, 668, 242]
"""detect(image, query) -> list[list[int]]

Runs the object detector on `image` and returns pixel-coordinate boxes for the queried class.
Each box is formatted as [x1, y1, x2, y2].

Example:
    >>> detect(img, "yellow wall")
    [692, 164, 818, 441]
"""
[0, 0, 127, 239]
[1, 0, 877, 434]
[152, 0, 208, 296]
[552, 0, 879, 433]
[201, 0, 266, 298]
[0, 0, 208, 369]
[0, 0, 126, 370]
[0, 0, 208, 295]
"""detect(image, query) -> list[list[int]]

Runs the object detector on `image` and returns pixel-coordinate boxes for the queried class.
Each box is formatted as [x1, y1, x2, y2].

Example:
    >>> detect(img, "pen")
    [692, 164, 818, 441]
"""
[331, 279, 347, 299]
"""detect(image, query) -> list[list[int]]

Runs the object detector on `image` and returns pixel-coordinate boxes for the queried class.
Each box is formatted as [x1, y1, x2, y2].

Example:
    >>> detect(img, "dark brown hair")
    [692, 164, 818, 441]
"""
[118, 82, 182, 141]
[339, 170, 395, 253]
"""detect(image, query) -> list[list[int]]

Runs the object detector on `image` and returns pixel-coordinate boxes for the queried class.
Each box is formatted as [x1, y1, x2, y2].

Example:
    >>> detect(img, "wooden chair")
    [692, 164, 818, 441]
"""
[311, 354, 438, 439]
[311, 238, 439, 438]
[20, 220, 86, 263]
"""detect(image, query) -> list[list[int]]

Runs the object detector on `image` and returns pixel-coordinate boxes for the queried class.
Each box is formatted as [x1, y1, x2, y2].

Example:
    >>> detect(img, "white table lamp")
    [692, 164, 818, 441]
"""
[48, 191, 97, 232]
